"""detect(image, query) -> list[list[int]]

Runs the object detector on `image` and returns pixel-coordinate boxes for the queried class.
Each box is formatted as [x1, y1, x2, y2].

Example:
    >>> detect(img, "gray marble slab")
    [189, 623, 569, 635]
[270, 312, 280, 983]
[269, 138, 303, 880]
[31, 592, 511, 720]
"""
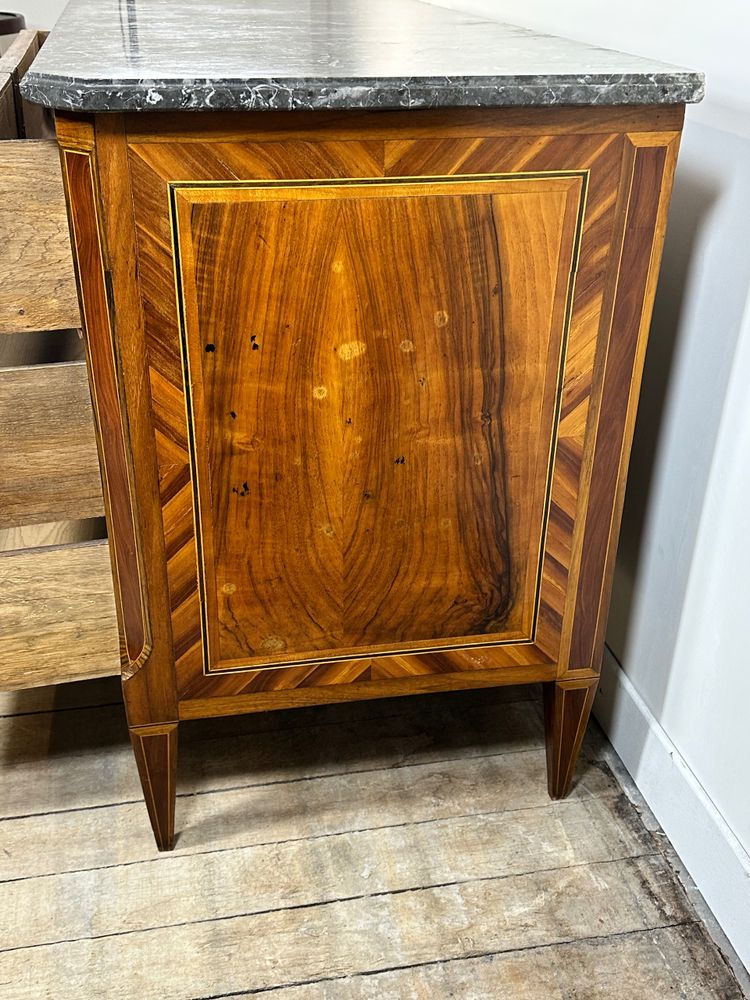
[21, 0, 704, 112]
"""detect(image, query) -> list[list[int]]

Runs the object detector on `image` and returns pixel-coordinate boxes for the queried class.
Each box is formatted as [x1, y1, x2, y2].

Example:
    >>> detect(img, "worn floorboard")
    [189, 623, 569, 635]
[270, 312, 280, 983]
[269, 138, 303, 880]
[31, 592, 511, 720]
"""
[263, 926, 741, 1000]
[0, 682, 743, 999]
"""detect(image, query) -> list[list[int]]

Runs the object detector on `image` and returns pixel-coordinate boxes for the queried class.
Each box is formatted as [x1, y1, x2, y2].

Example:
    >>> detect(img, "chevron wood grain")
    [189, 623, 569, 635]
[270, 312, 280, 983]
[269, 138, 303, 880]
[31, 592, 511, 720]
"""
[126, 121, 634, 695]
[56, 106, 682, 847]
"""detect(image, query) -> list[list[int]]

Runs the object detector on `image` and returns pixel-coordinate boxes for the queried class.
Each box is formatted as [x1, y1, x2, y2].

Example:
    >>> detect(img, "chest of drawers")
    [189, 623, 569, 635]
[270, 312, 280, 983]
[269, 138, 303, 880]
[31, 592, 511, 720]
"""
[23, 0, 702, 849]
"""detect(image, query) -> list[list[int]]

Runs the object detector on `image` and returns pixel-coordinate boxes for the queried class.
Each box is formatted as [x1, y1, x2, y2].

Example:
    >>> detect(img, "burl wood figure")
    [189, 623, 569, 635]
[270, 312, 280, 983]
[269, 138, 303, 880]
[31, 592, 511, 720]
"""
[22, 0, 703, 848]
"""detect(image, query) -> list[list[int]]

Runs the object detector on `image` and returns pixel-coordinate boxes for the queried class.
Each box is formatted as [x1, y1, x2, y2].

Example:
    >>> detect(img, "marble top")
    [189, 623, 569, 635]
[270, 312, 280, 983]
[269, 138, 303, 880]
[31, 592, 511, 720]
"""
[21, 0, 704, 113]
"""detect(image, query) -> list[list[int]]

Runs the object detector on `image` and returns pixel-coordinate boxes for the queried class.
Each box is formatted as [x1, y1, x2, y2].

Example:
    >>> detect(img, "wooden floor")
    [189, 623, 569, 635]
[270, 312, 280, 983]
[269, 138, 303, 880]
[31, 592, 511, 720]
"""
[0, 679, 744, 999]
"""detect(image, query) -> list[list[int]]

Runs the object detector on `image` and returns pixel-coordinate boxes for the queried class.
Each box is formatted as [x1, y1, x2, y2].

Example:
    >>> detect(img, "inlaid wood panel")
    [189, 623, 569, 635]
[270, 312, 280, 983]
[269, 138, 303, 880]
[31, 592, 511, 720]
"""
[129, 722, 177, 852]
[172, 174, 583, 671]
[118, 111, 678, 706]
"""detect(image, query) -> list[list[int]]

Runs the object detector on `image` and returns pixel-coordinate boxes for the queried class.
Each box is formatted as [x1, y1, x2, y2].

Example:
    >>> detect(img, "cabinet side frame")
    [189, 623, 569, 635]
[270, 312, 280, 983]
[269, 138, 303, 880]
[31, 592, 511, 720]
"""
[56, 111, 178, 728]
[559, 125, 682, 681]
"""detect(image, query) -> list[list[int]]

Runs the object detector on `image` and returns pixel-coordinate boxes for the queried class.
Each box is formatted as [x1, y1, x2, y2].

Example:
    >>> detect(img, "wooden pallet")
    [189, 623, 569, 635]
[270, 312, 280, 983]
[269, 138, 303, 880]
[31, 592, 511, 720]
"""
[0, 30, 119, 690]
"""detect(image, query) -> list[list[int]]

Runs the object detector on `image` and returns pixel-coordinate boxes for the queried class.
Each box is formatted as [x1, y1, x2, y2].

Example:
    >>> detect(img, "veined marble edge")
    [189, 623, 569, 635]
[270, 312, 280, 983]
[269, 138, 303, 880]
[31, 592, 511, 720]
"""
[21, 71, 705, 112]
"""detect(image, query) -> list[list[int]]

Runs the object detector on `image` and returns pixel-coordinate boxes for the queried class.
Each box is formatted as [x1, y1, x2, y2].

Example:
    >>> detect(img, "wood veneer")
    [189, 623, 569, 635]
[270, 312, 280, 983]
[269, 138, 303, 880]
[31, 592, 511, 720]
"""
[56, 106, 681, 848]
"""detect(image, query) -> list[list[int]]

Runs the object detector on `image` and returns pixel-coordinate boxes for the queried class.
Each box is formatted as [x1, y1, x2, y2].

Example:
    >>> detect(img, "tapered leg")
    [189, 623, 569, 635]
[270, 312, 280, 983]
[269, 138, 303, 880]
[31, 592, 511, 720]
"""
[129, 722, 178, 850]
[544, 679, 597, 799]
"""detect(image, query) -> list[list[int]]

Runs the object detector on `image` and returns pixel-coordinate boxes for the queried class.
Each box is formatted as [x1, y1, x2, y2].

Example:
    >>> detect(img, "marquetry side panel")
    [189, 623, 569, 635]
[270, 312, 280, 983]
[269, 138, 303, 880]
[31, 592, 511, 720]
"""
[120, 108, 681, 708]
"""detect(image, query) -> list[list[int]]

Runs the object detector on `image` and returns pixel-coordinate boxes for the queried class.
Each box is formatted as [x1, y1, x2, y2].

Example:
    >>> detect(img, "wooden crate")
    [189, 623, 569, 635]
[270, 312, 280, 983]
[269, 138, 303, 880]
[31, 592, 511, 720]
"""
[0, 30, 119, 690]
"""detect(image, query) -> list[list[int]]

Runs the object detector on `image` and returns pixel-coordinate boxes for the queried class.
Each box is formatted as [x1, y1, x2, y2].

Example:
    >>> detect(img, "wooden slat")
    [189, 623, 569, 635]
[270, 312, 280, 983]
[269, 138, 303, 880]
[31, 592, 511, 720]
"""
[0, 29, 51, 139]
[0, 674, 122, 717]
[0, 518, 104, 554]
[0, 361, 104, 528]
[0, 140, 80, 334]
[0, 327, 84, 369]
[0, 538, 119, 690]
[0, 74, 15, 138]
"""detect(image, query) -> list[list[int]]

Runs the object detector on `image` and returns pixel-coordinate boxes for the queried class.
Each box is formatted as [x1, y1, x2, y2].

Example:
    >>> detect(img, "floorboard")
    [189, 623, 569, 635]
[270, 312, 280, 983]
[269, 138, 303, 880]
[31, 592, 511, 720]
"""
[258, 926, 741, 1000]
[0, 680, 743, 999]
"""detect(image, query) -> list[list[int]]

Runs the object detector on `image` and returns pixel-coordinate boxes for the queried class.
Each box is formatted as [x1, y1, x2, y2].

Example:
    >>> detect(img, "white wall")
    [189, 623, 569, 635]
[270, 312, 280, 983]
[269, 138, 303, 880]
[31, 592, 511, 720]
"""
[17, 0, 66, 30]
[436, 0, 750, 136]
[437, 0, 750, 969]
[23, 0, 750, 969]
